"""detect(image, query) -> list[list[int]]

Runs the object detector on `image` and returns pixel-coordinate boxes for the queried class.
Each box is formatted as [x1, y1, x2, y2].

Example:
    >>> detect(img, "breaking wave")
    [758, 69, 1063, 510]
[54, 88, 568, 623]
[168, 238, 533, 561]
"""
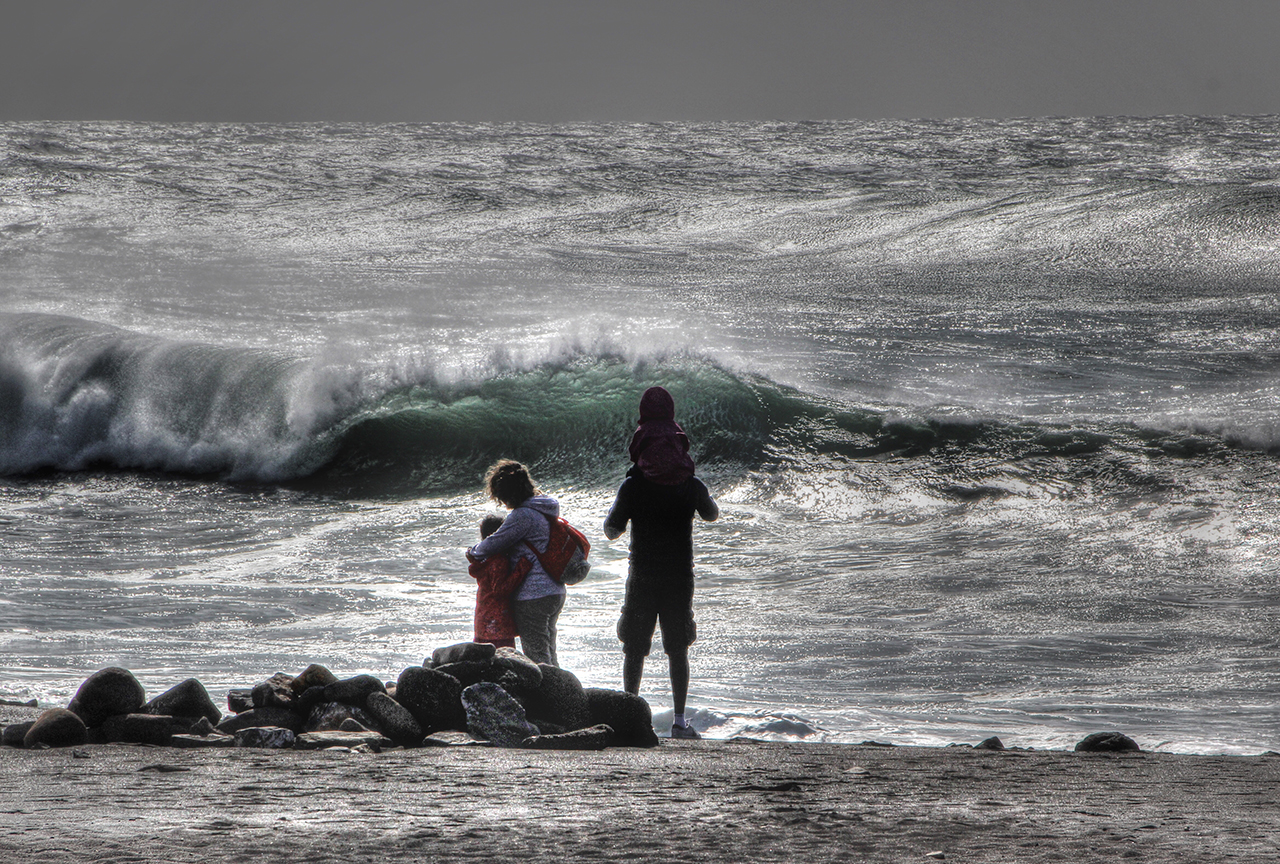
[1, 312, 1272, 497]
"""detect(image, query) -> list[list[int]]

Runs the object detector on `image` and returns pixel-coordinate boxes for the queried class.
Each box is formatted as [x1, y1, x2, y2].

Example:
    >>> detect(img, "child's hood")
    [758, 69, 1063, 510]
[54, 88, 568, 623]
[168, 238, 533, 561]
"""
[638, 386, 676, 423]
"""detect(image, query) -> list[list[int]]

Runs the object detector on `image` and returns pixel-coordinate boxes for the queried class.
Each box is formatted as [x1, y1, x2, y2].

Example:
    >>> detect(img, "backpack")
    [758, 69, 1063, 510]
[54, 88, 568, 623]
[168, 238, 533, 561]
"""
[523, 512, 592, 585]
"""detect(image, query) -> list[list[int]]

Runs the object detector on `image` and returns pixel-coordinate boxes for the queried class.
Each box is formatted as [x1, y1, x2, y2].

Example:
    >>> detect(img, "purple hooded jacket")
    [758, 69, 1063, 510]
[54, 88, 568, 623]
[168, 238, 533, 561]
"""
[627, 386, 696, 485]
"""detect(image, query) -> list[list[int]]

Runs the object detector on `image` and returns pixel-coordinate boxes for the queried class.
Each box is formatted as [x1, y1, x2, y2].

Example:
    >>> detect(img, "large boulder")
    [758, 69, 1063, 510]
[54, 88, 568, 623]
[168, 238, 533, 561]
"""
[462, 682, 539, 747]
[235, 726, 296, 749]
[304, 701, 377, 733]
[290, 664, 338, 695]
[395, 667, 466, 733]
[324, 675, 386, 706]
[585, 689, 659, 748]
[252, 673, 297, 710]
[24, 708, 89, 749]
[1075, 732, 1141, 753]
[144, 678, 221, 725]
[526, 664, 592, 731]
[431, 642, 497, 667]
[67, 668, 146, 728]
[101, 713, 173, 746]
[521, 724, 614, 751]
[366, 692, 423, 746]
[216, 707, 303, 735]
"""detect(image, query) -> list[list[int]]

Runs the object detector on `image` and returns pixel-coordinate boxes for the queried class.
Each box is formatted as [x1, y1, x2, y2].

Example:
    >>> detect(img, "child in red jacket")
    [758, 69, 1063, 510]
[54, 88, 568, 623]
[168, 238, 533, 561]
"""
[467, 515, 532, 648]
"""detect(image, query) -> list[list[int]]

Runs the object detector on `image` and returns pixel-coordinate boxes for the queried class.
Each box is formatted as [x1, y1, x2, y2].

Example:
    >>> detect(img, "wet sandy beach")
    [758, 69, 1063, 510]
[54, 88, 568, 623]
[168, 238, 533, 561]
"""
[3, 733, 1277, 863]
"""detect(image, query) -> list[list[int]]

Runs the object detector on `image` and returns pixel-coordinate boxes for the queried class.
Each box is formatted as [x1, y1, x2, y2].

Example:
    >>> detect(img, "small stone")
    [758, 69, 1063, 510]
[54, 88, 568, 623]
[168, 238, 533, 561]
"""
[101, 713, 173, 746]
[170, 732, 235, 748]
[431, 642, 497, 667]
[187, 716, 217, 736]
[235, 726, 296, 749]
[24, 708, 89, 749]
[975, 736, 1005, 751]
[1075, 732, 1141, 753]
[216, 707, 303, 735]
[290, 664, 339, 695]
[144, 678, 221, 725]
[462, 682, 539, 747]
[324, 674, 385, 706]
[338, 717, 368, 732]
[304, 701, 377, 733]
[421, 730, 486, 747]
[521, 724, 614, 751]
[293, 730, 391, 751]
[67, 668, 146, 728]
[252, 673, 297, 710]
[925, 852, 946, 860]
[227, 689, 254, 714]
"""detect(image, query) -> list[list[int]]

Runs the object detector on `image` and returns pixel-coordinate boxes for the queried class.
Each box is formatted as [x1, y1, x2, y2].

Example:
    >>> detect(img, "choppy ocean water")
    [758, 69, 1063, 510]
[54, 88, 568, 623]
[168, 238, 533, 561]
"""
[2, 118, 1278, 752]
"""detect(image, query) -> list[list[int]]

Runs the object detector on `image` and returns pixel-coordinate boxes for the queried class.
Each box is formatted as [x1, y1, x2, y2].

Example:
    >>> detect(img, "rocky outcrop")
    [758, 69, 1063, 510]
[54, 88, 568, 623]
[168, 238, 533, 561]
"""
[67, 668, 146, 728]
[11, 644, 659, 753]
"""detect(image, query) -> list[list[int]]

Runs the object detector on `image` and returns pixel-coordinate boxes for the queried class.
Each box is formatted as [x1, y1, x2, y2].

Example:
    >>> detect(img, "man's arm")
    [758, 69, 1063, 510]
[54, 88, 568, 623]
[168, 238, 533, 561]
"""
[694, 479, 719, 522]
[602, 480, 632, 540]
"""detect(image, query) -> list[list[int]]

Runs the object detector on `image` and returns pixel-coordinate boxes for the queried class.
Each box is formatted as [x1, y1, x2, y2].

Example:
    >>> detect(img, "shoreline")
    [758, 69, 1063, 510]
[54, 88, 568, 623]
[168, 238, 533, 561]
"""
[2, 736, 1278, 863]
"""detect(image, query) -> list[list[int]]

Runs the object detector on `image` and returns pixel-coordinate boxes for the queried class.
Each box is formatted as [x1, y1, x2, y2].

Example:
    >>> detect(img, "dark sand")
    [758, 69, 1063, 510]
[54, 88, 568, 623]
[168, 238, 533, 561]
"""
[2, 715, 1278, 864]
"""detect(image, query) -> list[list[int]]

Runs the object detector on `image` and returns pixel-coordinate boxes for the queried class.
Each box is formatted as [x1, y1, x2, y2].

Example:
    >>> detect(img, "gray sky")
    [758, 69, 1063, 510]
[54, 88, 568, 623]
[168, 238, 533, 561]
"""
[3, 0, 1278, 121]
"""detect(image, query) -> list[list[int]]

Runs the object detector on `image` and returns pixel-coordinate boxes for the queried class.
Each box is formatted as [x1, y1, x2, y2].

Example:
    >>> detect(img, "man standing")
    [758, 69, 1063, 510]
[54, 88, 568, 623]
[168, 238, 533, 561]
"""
[603, 467, 718, 739]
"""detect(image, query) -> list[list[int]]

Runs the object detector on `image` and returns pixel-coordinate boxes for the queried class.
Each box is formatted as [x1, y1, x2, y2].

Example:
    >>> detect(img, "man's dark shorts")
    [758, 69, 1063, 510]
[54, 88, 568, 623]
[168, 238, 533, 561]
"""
[617, 576, 695, 657]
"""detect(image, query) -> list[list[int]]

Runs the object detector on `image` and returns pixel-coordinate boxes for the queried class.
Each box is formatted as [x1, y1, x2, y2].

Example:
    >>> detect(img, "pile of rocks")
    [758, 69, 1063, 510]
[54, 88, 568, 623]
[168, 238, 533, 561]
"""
[1, 642, 660, 752]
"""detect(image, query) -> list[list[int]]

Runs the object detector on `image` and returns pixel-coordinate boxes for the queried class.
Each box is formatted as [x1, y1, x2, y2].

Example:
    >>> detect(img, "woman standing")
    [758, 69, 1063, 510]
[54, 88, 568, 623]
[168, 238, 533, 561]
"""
[466, 460, 566, 666]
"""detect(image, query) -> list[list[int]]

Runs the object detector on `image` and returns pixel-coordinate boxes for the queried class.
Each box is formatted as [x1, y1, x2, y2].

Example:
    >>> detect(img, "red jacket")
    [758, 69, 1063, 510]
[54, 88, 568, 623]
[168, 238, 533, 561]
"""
[468, 553, 531, 644]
